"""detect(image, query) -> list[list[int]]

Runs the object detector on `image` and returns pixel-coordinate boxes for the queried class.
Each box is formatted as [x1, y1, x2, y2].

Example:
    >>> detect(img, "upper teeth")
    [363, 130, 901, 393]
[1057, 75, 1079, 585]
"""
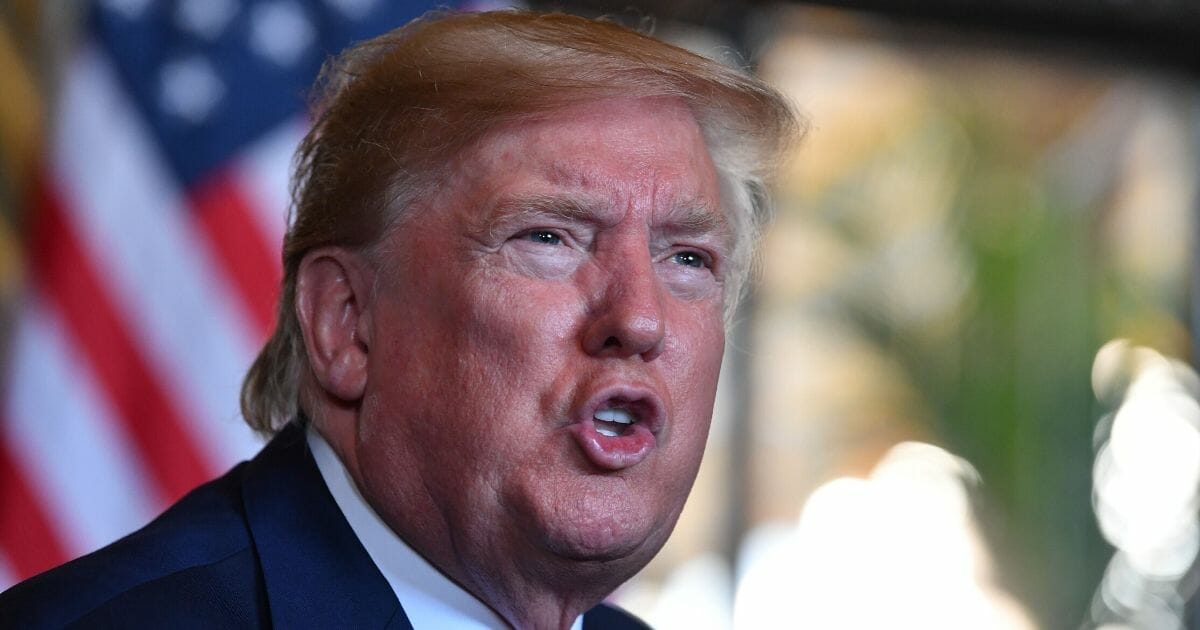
[594, 408, 635, 424]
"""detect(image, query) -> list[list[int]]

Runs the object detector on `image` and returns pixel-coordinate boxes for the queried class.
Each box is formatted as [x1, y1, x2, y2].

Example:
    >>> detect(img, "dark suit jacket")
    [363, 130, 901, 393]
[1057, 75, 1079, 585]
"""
[0, 423, 649, 629]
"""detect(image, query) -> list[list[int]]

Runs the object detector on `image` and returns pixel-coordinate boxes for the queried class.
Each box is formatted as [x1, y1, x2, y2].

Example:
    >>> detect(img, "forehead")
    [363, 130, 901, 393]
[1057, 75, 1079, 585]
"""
[449, 97, 726, 227]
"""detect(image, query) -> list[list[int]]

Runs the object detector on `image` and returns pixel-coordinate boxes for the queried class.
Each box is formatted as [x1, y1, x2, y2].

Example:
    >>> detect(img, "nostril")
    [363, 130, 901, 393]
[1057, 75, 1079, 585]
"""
[583, 308, 665, 359]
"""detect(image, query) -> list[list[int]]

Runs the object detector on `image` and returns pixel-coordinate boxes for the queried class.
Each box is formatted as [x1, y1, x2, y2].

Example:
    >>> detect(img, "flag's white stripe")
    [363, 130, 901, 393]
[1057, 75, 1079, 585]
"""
[4, 299, 158, 555]
[0, 552, 16, 591]
[52, 46, 263, 470]
[235, 117, 304, 246]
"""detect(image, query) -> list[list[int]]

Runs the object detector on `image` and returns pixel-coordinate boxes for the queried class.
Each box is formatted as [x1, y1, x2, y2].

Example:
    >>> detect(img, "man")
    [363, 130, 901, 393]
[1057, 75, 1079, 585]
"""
[1, 10, 796, 629]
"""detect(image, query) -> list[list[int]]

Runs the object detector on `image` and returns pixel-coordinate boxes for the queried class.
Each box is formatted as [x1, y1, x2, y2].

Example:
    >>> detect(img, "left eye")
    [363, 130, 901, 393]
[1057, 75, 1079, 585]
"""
[672, 251, 706, 268]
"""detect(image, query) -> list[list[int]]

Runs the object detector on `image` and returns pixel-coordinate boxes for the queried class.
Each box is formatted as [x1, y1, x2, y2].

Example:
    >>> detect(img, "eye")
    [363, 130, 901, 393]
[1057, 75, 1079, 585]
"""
[525, 230, 562, 246]
[671, 250, 707, 269]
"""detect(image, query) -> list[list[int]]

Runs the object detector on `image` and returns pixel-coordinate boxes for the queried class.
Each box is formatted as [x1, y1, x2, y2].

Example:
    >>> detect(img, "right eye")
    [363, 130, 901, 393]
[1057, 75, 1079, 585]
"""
[525, 230, 562, 246]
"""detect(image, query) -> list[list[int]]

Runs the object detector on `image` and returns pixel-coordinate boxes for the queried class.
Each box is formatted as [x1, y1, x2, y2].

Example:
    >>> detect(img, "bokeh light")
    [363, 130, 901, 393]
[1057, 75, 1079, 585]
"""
[732, 442, 1033, 629]
[1091, 341, 1200, 629]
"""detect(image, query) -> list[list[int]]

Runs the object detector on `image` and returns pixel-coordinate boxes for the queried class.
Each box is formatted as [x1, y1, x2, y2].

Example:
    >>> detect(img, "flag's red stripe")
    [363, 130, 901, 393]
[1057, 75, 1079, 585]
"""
[0, 437, 70, 579]
[29, 177, 212, 503]
[190, 169, 281, 341]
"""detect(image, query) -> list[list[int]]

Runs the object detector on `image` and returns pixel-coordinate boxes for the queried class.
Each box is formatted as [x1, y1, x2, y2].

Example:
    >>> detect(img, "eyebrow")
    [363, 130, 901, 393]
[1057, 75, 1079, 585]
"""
[659, 199, 731, 242]
[473, 194, 603, 242]
[479, 193, 732, 247]
[488, 194, 603, 227]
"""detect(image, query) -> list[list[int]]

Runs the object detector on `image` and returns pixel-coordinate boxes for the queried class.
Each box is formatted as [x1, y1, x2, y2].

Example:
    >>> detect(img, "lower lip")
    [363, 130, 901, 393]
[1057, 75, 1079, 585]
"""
[568, 420, 657, 470]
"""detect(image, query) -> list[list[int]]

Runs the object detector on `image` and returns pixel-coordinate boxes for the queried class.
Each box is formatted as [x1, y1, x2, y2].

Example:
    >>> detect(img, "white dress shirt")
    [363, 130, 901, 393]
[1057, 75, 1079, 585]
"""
[307, 427, 583, 630]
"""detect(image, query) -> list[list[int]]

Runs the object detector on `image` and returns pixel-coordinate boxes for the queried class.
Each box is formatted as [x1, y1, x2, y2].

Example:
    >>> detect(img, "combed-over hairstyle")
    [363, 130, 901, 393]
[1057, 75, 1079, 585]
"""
[241, 10, 800, 434]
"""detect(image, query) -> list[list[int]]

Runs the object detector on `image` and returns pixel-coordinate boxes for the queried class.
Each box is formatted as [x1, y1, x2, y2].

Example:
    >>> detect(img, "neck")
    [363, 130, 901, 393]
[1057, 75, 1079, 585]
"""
[394, 505, 622, 630]
[459, 557, 617, 630]
[310, 403, 632, 630]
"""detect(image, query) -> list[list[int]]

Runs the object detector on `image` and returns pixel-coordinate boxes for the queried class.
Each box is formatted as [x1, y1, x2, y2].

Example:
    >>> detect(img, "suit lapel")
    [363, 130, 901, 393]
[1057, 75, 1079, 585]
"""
[241, 423, 414, 629]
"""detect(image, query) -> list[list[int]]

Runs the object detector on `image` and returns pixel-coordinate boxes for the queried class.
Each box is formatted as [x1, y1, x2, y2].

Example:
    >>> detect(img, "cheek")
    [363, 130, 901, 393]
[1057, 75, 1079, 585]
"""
[400, 274, 587, 457]
[460, 273, 583, 366]
[661, 309, 725, 447]
[665, 304, 726, 385]
[419, 279, 589, 495]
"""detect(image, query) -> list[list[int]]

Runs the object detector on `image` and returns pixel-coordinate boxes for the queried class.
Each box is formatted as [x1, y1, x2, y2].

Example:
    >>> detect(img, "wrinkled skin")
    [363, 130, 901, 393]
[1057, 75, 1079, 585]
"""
[307, 97, 729, 629]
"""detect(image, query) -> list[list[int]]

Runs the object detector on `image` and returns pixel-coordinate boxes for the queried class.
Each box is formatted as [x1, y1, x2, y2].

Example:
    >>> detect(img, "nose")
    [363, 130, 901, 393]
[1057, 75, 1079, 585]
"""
[582, 253, 666, 361]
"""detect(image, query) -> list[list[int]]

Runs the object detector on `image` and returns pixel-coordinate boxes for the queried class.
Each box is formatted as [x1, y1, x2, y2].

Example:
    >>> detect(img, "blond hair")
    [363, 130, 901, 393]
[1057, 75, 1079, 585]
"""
[241, 10, 800, 434]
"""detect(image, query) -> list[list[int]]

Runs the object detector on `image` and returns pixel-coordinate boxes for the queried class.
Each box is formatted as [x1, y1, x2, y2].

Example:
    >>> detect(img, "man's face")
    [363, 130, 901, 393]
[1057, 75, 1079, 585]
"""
[352, 97, 729, 583]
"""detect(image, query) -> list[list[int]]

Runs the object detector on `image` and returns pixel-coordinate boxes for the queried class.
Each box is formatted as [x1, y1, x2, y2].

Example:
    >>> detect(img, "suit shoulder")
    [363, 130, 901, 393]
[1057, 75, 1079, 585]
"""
[62, 546, 266, 629]
[0, 462, 258, 629]
[584, 602, 653, 630]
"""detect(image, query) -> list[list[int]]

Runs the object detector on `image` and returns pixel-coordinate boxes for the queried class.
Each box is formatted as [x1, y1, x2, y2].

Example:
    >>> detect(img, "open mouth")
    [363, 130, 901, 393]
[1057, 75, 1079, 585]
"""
[569, 388, 664, 471]
[593, 407, 637, 437]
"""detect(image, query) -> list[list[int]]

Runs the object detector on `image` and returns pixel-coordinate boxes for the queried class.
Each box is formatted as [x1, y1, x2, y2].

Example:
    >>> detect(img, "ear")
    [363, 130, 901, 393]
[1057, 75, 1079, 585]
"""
[295, 248, 373, 403]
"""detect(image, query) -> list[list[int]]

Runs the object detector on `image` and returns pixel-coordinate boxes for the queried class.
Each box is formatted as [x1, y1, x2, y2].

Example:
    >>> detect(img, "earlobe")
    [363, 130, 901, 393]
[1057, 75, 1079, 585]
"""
[295, 249, 371, 402]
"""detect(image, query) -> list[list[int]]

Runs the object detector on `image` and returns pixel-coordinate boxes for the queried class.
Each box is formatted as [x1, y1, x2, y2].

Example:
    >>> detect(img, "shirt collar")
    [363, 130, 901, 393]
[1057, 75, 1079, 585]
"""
[307, 426, 583, 630]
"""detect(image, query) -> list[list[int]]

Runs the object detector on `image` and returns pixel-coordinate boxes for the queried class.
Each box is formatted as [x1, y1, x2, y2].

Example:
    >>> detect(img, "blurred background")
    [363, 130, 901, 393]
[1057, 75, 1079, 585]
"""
[1, 1, 1197, 628]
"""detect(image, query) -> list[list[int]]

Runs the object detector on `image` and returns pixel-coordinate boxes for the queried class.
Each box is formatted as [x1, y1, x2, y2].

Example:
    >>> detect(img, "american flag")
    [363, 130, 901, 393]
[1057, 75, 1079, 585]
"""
[0, 0, 444, 589]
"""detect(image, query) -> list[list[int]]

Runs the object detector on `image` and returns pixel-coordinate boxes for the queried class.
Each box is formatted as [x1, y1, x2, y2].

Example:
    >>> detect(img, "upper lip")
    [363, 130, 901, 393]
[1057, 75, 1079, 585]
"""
[577, 384, 666, 435]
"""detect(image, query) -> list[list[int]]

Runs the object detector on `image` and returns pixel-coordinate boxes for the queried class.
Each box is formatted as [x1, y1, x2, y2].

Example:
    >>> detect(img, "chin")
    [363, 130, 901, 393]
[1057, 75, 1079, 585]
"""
[522, 487, 679, 571]
[543, 522, 651, 564]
